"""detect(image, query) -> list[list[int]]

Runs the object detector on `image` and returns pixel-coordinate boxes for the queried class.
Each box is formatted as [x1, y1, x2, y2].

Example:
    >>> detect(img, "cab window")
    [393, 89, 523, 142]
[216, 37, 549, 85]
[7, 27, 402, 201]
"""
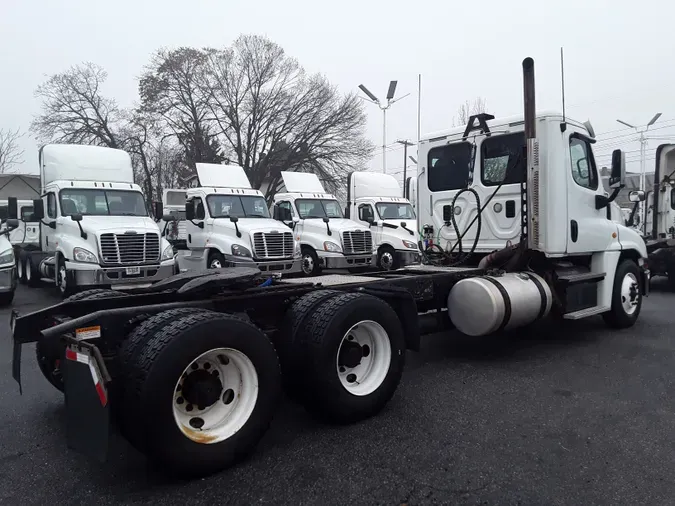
[427, 142, 473, 191]
[569, 136, 598, 190]
[481, 132, 526, 186]
[358, 204, 374, 221]
[47, 193, 57, 219]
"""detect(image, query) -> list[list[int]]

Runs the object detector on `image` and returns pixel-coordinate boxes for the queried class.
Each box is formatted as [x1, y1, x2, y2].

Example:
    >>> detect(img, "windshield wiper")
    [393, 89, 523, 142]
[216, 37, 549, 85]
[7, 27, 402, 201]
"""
[246, 214, 267, 218]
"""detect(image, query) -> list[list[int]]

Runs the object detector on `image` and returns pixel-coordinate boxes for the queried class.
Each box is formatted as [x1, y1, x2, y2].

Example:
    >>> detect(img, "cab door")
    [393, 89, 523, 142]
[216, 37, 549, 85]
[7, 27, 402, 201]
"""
[42, 192, 58, 253]
[186, 197, 208, 254]
[566, 133, 615, 253]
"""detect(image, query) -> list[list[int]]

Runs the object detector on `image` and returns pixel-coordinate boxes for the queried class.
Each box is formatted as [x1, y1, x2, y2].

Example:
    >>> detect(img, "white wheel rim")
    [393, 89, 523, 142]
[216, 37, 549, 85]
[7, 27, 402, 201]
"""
[302, 254, 314, 274]
[17, 259, 23, 278]
[336, 320, 392, 396]
[26, 261, 31, 281]
[172, 347, 259, 445]
[620, 272, 639, 315]
[210, 259, 222, 269]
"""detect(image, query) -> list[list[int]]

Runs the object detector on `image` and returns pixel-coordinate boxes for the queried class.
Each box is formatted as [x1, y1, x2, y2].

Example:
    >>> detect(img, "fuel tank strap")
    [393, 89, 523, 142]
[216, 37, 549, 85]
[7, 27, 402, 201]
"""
[527, 273, 548, 320]
[479, 276, 511, 333]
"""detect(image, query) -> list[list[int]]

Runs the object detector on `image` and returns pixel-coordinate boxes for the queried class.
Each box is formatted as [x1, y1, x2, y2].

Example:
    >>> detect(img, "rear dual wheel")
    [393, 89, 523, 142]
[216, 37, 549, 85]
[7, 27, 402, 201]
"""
[120, 310, 281, 478]
[280, 291, 406, 423]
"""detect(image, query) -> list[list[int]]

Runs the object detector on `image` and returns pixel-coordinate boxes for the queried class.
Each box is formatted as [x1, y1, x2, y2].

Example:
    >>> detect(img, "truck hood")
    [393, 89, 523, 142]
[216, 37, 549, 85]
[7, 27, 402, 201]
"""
[77, 216, 161, 235]
[212, 218, 291, 235]
[304, 218, 370, 234]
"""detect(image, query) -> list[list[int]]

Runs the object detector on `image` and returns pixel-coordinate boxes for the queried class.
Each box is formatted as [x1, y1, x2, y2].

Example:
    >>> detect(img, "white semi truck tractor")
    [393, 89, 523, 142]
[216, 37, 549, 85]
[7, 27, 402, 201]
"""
[176, 163, 302, 274]
[15, 144, 176, 297]
[271, 171, 376, 275]
[345, 171, 421, 270]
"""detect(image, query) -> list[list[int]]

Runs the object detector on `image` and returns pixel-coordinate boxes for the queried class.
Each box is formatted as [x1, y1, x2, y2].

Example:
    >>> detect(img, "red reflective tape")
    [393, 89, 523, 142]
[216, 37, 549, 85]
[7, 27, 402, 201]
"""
[65, 349, 78, 361]
[95, 382, 108, 407]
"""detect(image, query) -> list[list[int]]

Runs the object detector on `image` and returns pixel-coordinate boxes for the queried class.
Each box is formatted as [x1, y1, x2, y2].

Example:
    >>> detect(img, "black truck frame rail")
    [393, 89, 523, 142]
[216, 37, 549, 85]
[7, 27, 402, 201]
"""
[11, 266, 484, 391]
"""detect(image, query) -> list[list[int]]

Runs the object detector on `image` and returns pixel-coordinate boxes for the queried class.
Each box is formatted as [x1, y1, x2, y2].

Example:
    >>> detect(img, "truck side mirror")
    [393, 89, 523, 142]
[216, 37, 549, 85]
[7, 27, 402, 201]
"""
[7, 197, 17, 220]
[153, 201, 164, 220]
[32, 199, 45, 220]
[275, 205, 292, 222]
[162, 214, 176, 222]
[608, 149, 626, 189]
[71, 213, 83, 222]
[628, 190, 646, 202]
[5, 219, 18, 229]
[185, 200, 195, 221]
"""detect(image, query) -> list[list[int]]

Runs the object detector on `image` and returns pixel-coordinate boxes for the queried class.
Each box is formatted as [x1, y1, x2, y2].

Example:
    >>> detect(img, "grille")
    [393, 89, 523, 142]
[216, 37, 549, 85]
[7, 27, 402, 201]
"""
[252, 232, 294, 259]
[342, 230, 373, 255]
[99, 233, 160, 265]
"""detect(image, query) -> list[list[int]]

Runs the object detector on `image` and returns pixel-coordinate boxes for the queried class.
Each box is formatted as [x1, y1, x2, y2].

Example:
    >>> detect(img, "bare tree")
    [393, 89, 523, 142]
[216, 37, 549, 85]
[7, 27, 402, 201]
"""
[31, 63, 123, 148]
[139, 47, 223, 172]
[452, 97, 488, 127]
[199, 35, 373, 202]
[0, 128, 24, 173]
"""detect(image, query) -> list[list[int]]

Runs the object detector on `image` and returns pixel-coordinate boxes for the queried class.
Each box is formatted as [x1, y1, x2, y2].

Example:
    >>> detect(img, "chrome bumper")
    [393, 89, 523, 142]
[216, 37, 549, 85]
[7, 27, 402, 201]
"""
[64, 261, 176, 289]
[321, 252, 376, 269]
[0, 265, 16, 293]
[224, 255, 302, 274]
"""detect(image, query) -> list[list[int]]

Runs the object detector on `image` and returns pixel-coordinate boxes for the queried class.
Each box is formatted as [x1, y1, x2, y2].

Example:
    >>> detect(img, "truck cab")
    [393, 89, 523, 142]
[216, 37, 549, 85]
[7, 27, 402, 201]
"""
[633, 143, 675, 287]
[157, 188, 188, 250]
[345, 172, 420, 270]
[0, 208, 18, 305]
[417, 109, 647, 319]
[0, 200, 39, 249]
[176, 163, 301, 274]
[272, 171, 375, 276]
[19, 144, 176, 296]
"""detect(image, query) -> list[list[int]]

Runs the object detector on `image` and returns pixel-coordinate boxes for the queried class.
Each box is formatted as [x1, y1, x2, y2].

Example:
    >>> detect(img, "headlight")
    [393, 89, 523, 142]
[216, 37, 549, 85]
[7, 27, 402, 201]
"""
[161, 244, 174, 261]
[0, 249, 14, 265]
[231, 244, 252, 257]
[402, 240, 419, 250]
[323, 241, 342, 252]
[73, 247, 97, 264]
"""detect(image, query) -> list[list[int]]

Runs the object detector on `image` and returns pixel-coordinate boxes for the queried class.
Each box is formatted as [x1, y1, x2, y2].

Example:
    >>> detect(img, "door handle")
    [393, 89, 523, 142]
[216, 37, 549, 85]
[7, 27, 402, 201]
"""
[570, 220, 578, 242]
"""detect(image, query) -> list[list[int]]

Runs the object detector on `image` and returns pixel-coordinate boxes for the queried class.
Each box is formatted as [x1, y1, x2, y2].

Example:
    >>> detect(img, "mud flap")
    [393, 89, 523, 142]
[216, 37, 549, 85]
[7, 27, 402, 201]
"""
[63, 342, 110, 462]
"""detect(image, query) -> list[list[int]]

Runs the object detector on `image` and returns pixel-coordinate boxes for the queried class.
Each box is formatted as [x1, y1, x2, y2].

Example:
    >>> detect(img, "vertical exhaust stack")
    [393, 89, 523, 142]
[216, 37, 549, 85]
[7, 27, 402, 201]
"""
[521, 57, 540, 250]
[522, 57, 536, 140]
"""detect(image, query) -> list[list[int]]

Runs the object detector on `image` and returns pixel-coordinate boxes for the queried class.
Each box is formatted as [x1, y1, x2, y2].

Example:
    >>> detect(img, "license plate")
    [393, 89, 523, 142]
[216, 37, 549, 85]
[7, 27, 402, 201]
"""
[125, 267, 140, 275]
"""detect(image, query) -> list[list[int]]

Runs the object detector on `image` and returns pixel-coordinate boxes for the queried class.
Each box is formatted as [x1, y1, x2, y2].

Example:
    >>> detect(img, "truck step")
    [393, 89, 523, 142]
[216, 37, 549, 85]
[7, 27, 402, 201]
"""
[563, 305, 610, 320]
[556, 272, 605, 285]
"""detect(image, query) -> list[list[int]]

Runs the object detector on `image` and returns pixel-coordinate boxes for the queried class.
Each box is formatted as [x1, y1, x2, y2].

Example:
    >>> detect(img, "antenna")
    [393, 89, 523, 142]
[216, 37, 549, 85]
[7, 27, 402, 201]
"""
[560, 47, 567, 132]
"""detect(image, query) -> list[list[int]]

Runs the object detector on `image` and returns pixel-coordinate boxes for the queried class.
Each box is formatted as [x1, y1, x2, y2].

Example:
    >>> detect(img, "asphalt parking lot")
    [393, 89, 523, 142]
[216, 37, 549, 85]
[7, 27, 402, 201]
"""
[1, 281, 674, 506]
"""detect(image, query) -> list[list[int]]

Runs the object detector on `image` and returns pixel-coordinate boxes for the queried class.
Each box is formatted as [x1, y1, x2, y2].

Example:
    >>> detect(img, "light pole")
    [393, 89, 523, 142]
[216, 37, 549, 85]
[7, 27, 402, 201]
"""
[359, 81, 409, 173]
[616, 113, 662, 234]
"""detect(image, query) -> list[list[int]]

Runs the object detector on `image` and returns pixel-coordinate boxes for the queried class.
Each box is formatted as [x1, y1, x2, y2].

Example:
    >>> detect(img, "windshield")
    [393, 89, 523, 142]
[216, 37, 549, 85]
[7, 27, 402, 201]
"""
[295, 199, 344, 219]
[60, 189, 148, 217]
[206, 195, 270, 218]
[376, 202, 415, 220]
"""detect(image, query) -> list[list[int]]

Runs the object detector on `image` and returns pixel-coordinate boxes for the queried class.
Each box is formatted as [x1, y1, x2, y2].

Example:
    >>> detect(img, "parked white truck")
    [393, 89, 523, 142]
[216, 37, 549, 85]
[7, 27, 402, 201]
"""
[0, 208, 18, 305]
[176, 163, 302, 274]
[271, 171, 376, 275]
[1, 199, 39, 249]
[345, 171, 421, 270]
[626, 143, 675, 288]
[156, 188, 188, 250]
[16, 144, 176, 297]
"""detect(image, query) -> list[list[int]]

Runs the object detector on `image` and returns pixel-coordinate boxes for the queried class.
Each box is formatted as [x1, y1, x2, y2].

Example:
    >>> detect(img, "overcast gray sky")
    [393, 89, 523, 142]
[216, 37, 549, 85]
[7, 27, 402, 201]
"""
[2, 0, 674, 182]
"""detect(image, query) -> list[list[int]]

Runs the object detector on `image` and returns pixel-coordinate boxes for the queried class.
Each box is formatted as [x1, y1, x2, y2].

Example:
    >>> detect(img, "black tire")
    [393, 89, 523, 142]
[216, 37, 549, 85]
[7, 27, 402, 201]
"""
[57, 257, 76, 298]
[377, 245, 399, 271]
[275, 290, 341, 397]
[122, 311, 282, 478]
[208, 250, 226, 269]
[668, 269, 675, 291]
[0, 290, 14, 306]
[602, 259, 642, 329]
[26, 254, 41, 287]
[296, 292, 405, 424]
[35, 289, 125, 393]
[16, 252, 26, 285]
[300, 246, 321, 276]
